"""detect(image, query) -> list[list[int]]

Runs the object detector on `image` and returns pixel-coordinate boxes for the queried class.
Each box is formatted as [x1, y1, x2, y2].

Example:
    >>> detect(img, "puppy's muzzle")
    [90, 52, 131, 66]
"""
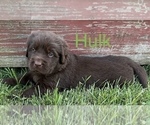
[31, 56, 45, 68]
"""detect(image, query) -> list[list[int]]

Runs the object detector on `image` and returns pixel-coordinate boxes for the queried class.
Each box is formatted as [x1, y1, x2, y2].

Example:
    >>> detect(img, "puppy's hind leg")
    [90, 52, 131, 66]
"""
[129, 62, 148, 88]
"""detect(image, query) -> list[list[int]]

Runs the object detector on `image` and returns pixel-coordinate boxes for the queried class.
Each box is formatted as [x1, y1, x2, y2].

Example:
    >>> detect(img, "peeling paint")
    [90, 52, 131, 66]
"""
[0, 0, 150, 20]
[120, 43, 150, 54]
[93, 2, 98, 5]
[85, 6, 93, 11]
[0, 1, 150, 66]
[85, 24, 92, 28]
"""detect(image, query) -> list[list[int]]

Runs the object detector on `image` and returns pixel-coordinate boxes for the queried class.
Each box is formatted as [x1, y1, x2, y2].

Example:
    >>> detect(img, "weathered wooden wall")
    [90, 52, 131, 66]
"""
[0, 0, 150, 67]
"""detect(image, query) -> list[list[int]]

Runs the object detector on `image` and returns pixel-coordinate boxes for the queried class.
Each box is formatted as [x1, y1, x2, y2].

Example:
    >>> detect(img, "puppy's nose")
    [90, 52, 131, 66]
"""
[33, 57, 43, 67]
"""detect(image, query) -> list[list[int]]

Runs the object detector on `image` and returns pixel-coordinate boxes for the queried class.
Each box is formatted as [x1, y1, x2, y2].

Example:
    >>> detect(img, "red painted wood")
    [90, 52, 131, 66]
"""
[0, 20, 150, 66]
[0, 0, 150, 20]
[0, 0, 150, 66]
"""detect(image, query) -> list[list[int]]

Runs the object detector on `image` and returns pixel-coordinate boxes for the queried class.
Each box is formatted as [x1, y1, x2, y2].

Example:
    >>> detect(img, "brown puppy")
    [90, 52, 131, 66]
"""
[3, 31, 148, 97]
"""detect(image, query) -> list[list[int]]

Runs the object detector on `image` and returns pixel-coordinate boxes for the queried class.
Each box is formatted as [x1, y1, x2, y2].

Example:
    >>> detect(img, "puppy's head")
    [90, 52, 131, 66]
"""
[26, 31, 69, 75]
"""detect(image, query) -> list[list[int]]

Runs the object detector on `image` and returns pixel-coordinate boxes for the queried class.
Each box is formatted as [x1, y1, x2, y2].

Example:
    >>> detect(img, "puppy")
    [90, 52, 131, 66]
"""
[3, 31, 148, 98]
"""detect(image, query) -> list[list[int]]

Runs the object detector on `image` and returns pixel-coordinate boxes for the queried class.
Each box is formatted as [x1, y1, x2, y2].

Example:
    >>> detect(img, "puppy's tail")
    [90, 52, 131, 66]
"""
[129, 62, 148, 88]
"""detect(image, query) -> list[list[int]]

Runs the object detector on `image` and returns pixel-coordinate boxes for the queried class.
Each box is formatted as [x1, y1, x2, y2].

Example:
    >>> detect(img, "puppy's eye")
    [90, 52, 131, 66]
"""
[32, 48, 36, 52]
[48, 52, 54, 58]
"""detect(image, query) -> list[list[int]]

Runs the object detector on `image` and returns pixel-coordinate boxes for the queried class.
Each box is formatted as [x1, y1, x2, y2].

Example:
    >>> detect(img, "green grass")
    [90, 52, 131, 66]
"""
[0, 67, 150, 124]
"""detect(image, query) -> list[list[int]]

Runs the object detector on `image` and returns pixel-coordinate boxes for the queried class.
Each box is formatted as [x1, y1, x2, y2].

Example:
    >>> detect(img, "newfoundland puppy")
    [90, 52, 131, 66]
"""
[3, 31, 148, 97]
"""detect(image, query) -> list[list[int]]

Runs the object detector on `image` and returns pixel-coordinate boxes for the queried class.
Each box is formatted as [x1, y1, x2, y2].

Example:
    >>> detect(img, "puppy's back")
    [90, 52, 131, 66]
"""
[102, 55, 148, 88]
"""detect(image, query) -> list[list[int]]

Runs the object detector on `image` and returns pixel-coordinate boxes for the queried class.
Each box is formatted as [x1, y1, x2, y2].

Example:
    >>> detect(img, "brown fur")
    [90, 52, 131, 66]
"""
[3, 31, 148, 98]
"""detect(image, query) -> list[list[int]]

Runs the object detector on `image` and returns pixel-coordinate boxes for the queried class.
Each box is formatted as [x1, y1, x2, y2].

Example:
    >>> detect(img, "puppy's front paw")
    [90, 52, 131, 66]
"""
[21, 86, 46, 98]
[21, 87, 37, 98]
[2, 78, 18, 86]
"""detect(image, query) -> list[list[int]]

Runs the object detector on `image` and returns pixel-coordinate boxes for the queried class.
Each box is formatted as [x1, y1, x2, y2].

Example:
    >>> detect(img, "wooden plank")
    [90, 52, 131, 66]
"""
[0, 0, 150, 20]
[0, 20, 150, 67]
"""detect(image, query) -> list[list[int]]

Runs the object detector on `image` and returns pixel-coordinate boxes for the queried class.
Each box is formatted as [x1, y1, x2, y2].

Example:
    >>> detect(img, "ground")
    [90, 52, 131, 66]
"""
[0, 66, 150, 124]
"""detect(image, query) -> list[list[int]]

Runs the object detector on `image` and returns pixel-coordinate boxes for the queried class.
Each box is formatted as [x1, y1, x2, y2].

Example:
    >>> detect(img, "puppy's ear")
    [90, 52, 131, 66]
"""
[26, 32, 35, 57]
[26, 41, 30, 58]
[26, 39, 31, 58]
[26, 50, 28, 57]
[59, 43, 68, 64]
